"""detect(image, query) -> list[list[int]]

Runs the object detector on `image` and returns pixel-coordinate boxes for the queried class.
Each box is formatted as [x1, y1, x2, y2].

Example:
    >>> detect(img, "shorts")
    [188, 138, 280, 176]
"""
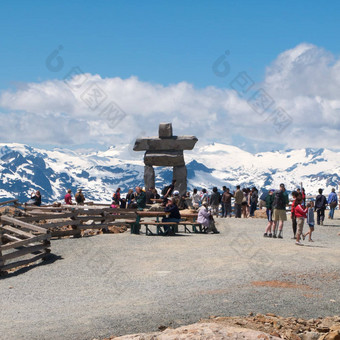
[266, 209, 272, 221]
[273, 209, 287, 221]
[308, 223, 314, 229]
[297, 217, 304, 235]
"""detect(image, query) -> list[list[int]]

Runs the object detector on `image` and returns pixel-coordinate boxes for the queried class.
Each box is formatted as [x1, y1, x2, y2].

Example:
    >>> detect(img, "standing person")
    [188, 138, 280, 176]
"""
[241, 188, 248, 218]
[64, 189, 72, 205]
[200, 188, 209, 206]
[327, 188, 338, 219]
[222, 188, 233, 218]
[303, 202, 315, 242]
[263, 189, 275, 237]
[249, 187, 258, 217]
[301, 188, 306, 206]
[315, 188, 327, 225]
[197, 202, 220, 234]
[75, 189, 85, 205]
[162, 179, 176, 205]
[221, 186, 227, 217]
[112, 188, 121, 206]
[209, 187, 221, 217]
[234, 185, 243, 218]
[126, 189, 135, 208]
[292, 196, 308, 246]
[30, 190, 42, 206]
[272, 183, 289, 238]
[290, 191, 298, 239]
[191, 188, 200, 209]
[135, 186, 146, 210]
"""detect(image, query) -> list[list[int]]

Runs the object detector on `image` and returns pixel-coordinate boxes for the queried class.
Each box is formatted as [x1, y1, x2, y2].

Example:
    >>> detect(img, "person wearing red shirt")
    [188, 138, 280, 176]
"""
[64, 189, 72, 205]
[292, 196, 307, 246]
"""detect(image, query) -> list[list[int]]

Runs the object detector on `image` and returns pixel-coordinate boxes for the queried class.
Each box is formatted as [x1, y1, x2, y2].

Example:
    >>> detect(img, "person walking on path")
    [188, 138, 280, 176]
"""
[241, 188, 249, 218]
[249, 187, 258, 217]
[293, 196, 308, 245]
[327, 188, 338, 219]
[290, 191, 298, 239]
[315, 188, 327, 225]
[234, 185, 243, 218]
[209, 187, 221, 217]
[303, 202, 315, 242]
[263, 189, 275, 237]
[64, 189, 72, 205]
[272, 183, 289, 238]
[222, 188, 233, 218]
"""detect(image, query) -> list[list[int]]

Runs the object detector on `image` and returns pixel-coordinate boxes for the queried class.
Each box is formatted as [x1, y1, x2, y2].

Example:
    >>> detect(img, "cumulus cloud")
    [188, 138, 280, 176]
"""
[0, 43, 340, 152]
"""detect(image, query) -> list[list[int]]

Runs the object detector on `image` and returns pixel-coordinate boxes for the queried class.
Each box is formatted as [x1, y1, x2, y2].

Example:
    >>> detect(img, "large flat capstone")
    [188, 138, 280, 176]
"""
[133, 136, 198, 151]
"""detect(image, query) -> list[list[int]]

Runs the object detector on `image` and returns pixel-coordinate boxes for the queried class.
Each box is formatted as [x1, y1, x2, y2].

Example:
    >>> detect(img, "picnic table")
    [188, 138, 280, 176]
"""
[131, 210, 202, 235]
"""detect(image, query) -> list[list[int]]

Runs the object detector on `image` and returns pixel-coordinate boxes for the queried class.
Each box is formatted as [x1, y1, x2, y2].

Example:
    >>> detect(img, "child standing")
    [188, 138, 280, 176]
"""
[292, 196, 307, 246]
[303, 202, 315, 242]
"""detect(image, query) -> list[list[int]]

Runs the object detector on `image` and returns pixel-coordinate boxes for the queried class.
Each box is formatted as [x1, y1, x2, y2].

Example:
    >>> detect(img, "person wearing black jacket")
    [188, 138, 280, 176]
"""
[162, 198, 181, 235]
[315, 188, 327, 225]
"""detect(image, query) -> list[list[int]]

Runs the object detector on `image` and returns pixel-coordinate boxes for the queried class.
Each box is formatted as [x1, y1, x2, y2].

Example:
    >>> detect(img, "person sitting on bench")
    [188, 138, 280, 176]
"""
[197, 202, 220, 234]
[162, 198, 181, 235]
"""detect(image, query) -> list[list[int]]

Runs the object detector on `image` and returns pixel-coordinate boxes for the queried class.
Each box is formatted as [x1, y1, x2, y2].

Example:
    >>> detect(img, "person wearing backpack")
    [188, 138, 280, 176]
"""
[75, 189, 85, 205]
[272, 183, 289, 238]
[315, 188, 327, 225]
[327, 188, 338, 220]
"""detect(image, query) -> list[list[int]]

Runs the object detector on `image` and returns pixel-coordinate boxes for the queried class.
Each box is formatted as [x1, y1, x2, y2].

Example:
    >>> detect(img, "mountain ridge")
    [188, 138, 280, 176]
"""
[0, 143, 339, 203]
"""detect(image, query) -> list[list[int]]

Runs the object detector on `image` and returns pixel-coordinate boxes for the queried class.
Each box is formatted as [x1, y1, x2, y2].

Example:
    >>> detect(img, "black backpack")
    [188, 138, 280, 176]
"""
[75, 193, 83, 203]
[273, 191, 285, 209]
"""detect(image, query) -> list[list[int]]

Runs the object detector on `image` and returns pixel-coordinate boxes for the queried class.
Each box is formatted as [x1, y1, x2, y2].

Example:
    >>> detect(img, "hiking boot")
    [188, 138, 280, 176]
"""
[268, 233, 272, 238]
[278, 235, 283, 239]
[263, 233, 268, 237]
[273, 234, 277, 238]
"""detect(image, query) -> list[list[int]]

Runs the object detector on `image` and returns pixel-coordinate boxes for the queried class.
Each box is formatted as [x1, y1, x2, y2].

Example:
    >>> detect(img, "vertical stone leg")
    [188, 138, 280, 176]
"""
[173, 165, 187, 196]
[144, 165, 155, 190]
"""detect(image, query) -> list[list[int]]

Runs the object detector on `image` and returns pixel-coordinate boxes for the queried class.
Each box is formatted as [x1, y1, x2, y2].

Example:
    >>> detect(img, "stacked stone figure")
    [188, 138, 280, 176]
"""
[133, 123, 198, 195]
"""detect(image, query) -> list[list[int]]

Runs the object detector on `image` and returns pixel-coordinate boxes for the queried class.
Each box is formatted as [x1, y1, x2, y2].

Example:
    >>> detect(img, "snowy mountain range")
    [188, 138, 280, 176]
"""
[0, 143, 339, 203]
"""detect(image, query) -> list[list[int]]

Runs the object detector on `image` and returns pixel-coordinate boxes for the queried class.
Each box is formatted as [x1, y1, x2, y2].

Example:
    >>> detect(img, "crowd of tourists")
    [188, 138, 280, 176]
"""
[26, 181, 338, 240]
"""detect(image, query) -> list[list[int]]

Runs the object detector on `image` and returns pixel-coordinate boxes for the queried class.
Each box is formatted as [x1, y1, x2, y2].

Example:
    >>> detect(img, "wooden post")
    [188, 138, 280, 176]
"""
[0, 227, 5, 275]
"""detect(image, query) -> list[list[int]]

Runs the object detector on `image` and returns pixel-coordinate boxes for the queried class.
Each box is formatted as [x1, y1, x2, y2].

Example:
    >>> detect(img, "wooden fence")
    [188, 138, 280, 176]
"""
[0, 215, 51, 274]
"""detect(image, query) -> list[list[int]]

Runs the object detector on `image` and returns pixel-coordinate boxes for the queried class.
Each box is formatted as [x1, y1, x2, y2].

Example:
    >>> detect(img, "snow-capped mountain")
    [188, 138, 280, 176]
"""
[0, 143, 339, 203]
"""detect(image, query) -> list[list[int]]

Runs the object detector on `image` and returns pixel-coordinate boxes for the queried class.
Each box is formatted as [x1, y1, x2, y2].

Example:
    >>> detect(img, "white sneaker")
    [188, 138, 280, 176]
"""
[295, 241, 303, 246]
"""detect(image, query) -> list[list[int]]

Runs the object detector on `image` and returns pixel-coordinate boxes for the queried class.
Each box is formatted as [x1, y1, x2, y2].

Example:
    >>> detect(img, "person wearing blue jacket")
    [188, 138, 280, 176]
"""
[327, 188, 338, 219]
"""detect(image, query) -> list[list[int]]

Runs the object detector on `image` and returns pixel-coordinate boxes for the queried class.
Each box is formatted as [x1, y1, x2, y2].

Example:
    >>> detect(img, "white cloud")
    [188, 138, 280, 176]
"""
[0, 43, 340, 151]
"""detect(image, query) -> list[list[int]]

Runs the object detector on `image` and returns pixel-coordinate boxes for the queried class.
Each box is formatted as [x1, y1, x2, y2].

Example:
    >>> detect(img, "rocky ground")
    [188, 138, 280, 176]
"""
[101, 314, 340, 339]
[0, 209, 339, 340]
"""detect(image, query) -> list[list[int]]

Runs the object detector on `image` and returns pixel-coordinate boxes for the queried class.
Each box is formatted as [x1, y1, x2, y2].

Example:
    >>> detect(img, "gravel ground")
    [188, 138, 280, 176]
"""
[1, 211, 339, 340]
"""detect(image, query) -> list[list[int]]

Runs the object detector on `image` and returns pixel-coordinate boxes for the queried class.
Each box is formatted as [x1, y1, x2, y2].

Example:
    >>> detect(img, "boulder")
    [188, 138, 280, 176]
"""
[144, 151, 185, 166]
[159, 123, 173, 138]
[113, 322, 282, 339]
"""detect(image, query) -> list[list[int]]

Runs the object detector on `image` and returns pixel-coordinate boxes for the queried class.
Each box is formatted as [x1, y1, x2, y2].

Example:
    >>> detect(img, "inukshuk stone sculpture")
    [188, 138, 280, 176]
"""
[133, 123, 198, 195]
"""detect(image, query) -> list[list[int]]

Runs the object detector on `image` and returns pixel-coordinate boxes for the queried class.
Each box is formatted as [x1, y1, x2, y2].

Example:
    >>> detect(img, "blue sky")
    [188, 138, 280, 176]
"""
[0, 1, 340, 152]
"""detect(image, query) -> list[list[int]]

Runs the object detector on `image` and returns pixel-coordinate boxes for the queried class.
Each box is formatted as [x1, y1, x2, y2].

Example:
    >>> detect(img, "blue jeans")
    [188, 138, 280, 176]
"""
[328, 207, 335, 219]
[250, 201, 257, 216]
